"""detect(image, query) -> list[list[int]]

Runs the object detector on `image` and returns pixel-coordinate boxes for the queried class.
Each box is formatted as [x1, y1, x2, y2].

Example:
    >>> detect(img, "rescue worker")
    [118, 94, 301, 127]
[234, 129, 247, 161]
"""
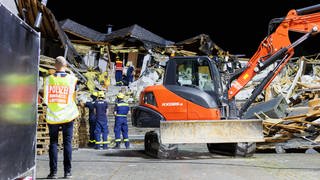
[115, 56, 123, 86]
[125, 61, 135, 85]
[94, 91, 109, 149]
[43, 56, 79, 179]
[85, 92, 98, 147]
[113, 93, 130, 149]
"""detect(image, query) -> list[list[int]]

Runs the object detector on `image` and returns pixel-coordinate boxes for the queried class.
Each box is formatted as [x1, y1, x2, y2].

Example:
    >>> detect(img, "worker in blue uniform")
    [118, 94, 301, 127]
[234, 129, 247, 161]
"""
[113, 93, 130, 149]
[94, 91, 109, 149]
[126, 61, 135, 85]
[85, 92, 98, 147]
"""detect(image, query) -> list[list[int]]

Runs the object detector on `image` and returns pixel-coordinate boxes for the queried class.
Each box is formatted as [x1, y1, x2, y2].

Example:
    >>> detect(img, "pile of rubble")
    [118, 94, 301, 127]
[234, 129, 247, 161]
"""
[242, 55, 320, 152]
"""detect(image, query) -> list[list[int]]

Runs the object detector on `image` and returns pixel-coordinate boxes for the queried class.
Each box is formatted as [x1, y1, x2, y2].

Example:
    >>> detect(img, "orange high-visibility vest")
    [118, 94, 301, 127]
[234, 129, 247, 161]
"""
[115, 61, 123, 71]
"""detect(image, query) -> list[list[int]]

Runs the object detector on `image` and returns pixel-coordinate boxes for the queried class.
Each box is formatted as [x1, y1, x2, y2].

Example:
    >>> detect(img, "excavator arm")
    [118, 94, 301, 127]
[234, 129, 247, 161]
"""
[227, 4, 320, 116]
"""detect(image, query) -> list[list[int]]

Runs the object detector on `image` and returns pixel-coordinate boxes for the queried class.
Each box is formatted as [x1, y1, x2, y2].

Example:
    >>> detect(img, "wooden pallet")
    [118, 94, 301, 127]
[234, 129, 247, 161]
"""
[37, 148, 48, 155]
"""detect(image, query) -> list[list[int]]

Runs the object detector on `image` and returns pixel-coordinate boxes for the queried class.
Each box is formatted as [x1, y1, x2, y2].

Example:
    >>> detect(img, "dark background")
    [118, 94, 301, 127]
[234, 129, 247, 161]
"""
[47, 0, 320, 57]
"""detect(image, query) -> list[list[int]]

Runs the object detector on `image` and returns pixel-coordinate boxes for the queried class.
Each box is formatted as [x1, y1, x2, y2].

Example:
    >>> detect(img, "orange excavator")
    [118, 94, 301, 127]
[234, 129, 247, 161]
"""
[132, 4, 320, 158]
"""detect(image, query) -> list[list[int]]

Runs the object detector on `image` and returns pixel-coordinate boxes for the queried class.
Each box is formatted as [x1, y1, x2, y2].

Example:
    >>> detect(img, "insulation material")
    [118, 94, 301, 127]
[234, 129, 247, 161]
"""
[129, 68, 164, 101]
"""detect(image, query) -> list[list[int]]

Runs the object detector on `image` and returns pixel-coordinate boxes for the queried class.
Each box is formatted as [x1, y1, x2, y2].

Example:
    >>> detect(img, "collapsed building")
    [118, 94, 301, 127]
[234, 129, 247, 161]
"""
[15, 0, 320, 154]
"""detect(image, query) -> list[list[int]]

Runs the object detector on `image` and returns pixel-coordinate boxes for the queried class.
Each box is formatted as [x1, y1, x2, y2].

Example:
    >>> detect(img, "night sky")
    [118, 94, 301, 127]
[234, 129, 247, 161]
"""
[47, 0, 320, 57]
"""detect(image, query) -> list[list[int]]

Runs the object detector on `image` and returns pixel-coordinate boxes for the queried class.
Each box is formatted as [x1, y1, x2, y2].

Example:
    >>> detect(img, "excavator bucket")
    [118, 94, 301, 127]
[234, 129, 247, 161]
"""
[160, 120, 264, 144]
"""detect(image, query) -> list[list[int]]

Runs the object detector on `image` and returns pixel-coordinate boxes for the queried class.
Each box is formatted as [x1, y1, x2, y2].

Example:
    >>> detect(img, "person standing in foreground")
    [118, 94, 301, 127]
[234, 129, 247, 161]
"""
[43, 56, 79, 179]
[113, 93, 130, 149]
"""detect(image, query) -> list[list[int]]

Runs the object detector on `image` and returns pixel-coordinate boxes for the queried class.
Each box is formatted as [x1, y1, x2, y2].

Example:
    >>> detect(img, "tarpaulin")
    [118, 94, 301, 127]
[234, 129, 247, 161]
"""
[0, 3, 40, 180]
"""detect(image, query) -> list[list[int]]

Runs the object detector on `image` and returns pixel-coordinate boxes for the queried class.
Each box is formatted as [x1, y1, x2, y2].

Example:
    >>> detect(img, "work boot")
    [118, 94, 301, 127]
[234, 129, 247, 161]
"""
[64, 172, 72, 179]
[87, 142, 93, 148]
[103, 144, 108, 149]
[95, 144, 101, 150]
[125, 142, 130, 149]
[113, 142, 120, 149]
[47, 172, 57, 179]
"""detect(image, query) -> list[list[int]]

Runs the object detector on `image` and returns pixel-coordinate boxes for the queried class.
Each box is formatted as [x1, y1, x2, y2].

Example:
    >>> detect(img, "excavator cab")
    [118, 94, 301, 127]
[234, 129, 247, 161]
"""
[132, 56, 225, 128]
[163, 56, 223, 111]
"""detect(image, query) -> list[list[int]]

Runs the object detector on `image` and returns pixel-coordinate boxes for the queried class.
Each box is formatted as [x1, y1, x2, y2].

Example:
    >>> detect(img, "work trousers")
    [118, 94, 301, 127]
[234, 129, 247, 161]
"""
[115, 70, 122, 85]
[114, 117, 129, 146]
[48, 121, 74, 173]
[89, 120, 96, 144]
[95, 120, 109, 148]
[128, 75, 134, 84]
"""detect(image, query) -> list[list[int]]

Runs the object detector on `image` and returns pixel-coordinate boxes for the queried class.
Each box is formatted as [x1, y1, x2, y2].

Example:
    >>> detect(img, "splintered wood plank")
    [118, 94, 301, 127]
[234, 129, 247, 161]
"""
[22, 0, 34, 25]
[42, 5, 56, 38]
[27, 0, 37, 27]
[263, 122, 306, 132]
[33, 0, 48, 36]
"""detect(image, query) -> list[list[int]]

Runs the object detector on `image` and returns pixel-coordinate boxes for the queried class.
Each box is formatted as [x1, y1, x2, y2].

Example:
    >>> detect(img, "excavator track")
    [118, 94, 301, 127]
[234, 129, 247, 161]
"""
[207, 142, 256, 157]
[144, 131, 178, 159]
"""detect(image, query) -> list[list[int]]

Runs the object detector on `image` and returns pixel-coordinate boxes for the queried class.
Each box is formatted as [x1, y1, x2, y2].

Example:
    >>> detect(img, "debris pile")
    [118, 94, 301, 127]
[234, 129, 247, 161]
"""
[246, 55, 320, 152]
[18, 0, 320, 153]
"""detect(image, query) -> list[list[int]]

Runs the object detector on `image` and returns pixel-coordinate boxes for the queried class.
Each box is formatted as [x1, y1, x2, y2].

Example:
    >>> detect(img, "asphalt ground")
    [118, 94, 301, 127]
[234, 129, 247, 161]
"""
[35, 143, 320, 180]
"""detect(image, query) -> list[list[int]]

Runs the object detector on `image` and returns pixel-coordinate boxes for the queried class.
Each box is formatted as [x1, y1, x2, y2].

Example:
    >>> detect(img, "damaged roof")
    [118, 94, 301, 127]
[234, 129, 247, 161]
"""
[175, 34, 224, 55]
[60, 19, 105, 42]
[103, 24, 174, 47]
[59, 22, 173, 48]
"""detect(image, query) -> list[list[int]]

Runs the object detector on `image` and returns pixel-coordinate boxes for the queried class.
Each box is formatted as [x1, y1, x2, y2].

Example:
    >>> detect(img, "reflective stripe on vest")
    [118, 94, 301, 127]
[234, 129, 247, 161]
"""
[44, 74, 79, 124]
[95, 141, 102, 144]
[115, 61, 123, 71]
[116, 114, 127, 117]
[115, 102, 129, 117]
[117, 103, 129, 107]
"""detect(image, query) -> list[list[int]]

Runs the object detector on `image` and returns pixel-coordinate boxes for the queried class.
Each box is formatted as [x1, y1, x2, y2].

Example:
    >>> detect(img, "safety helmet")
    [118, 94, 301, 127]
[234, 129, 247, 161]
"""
[117, 93, 125, 99]
[92, 92, 98, 97]
[98, 91, 105, 98]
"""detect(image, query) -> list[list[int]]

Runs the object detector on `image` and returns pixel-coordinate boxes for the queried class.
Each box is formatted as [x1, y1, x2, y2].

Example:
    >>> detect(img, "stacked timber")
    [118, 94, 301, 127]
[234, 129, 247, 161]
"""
[57, 117, 80, 151]
[36, 105, 49, 155]
[78, 107, 89, 148]
[36, 105, 81, 155]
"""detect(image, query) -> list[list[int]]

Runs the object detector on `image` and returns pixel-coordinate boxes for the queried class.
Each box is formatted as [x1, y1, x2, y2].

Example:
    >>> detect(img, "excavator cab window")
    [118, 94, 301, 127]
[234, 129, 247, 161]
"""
[174, 57, 222, 96]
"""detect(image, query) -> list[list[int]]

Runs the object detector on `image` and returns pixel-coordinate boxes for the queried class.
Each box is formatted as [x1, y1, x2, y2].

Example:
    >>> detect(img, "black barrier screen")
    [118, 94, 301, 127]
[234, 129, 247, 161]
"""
[0, 4, 39, 179]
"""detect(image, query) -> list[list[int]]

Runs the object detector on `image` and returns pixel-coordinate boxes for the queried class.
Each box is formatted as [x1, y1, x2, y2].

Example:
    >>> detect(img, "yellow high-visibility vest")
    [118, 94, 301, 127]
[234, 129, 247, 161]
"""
[43, 73, 79, 124]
